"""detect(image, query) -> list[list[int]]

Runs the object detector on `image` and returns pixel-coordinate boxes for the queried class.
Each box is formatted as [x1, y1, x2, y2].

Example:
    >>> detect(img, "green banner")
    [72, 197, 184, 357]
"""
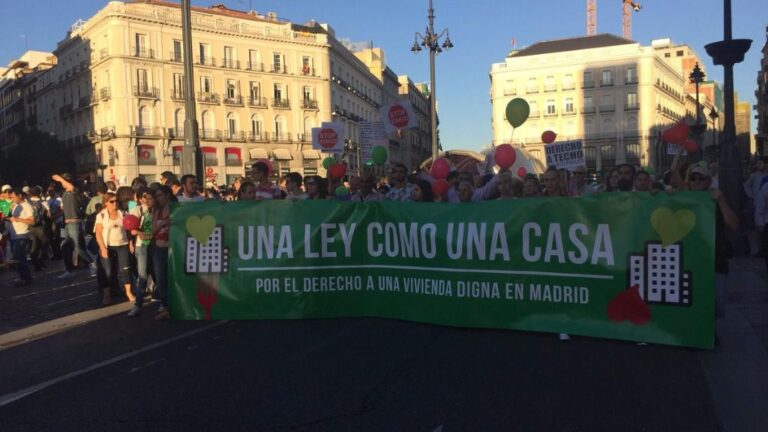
[169, 192, 715, 348]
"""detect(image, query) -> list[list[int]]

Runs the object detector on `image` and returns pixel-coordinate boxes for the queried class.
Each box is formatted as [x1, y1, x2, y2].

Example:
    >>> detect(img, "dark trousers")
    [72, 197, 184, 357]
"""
[11, 238, 32, 282]
[61, 222, 91, 271]
[28, 225, 48, 270]
[763, 226, 768, 272]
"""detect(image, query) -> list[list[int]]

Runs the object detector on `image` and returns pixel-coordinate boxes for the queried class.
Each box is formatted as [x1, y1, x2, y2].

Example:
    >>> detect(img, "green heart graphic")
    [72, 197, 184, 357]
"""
[186, 215, 216, 245]
[651, 208, 695, 246]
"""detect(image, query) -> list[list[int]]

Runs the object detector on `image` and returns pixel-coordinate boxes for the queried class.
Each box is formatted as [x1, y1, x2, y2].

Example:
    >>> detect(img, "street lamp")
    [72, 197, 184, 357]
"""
[411, 0, 453, 161]
[709, 109, 720, 148]
[689, 63, 706, 137]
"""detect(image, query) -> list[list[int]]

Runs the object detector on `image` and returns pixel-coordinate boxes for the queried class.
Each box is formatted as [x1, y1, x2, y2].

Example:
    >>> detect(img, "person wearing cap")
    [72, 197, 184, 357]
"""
[7, 187, 34, 286]
[52, 174, 96, 279]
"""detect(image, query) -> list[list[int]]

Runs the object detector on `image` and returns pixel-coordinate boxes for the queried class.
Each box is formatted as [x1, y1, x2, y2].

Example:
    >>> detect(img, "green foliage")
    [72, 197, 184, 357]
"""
[0, 127, 75, 185]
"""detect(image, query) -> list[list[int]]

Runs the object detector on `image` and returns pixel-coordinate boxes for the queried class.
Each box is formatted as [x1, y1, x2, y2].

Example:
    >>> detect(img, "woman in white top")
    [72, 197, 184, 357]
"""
[94, 192, 134, 305]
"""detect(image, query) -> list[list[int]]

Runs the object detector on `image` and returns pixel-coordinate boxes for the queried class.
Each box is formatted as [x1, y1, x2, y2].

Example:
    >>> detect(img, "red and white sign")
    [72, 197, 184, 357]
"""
[311, 122, 344, 153]
[380, 101, 416, 133]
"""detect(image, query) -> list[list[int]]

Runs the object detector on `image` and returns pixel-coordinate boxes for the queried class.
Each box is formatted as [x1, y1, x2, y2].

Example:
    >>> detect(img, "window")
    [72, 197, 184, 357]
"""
[583, 71, 593, 87]
[250, 82, 261, 101]
[545, 75, 556, 91]
[664, 52, 671, 58]
[601, 94, 613, 111]
[303, 86, 312, 102]
[274, 115, 286, 139]
[601, 145, 616, 171]
[227, 113, 237, 137]
[172, 40, 182, 61]
[676, 50, 684, 57]
[174, 109, 184, 135]
[134, 33, 147, 56]
[563, 74, 574, 90]
[302, 56, 312, 75]
[601, 70, 612, 86]
[273, 84, 283, 101]
[626, 92, 638, 109]
[251, 115, 262, 136]
[224, 46, 234, 64]
[226, 80, 237, 99]
[248, 49, 261, 70]
[173, 73, 184, 98]
[200, 76, 212, 94]
[198, 43, 210, 64]
[202, 147, 217, 166]
[136, 69, 148, 91]
[546, 99, 556, 115]
[137, 144, 156, 165]
[529, 101, 538, 116]
[626, 67, 637, 84]
[584, 96, 594, 113]
[564, 97, 574, 113]
[527, 77, 538, 93]
[201, 110, 213, 132]
[273, 52, 282, 72]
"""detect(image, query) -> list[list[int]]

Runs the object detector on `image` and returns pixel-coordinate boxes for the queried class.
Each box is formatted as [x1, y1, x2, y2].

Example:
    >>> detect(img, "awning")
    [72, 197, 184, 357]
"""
[248, 147, 269, 160]
[273, 148, 293, 160]
[201, 146, 216, 154]
[224, 147, 242, 158]
[302, 149, 321, 160]
[173, 145, 183, 152]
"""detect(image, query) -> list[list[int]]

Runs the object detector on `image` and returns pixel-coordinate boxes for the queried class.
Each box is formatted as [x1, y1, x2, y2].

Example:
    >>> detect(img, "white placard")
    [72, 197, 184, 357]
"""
[379, 101, 416, 133]
[312, 122, 345, 153]
[666, 143, 688, 156]
[360, 120, 387, 162]
[544, 140, 586, 172]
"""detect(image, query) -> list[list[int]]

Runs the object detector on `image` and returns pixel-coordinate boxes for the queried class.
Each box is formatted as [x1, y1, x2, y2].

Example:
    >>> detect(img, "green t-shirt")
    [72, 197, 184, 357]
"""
[0, 199, 11, 219]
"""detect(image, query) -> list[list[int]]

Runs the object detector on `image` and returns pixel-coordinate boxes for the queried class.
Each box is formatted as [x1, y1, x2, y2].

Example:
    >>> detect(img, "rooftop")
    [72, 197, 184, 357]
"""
[508, 34, 636, 58]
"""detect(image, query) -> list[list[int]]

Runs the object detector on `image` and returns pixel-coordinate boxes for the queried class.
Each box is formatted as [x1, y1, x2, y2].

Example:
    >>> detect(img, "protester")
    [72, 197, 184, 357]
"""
[284, 172, 308, 201]
[386, 163, 412, 201]
[350, 171, 385, 202]
[496, 172, 523, 199]
[27, 186, 49, 271]
[94, 192, 134, 306]
[410, 180, 434, 202]
[634, 170, 652, 192]
[7, 187, 34, 286]
[152, 185, 175, 320]
[52, 174, 96, 278]
[522, 175, 541, 198]
[177, 174, 205, 202]
[542, 167, 568, 197]
[236, 181, 257, 200]
[128, 187, 154, 317]
[569, 165, 597, 196]
[251, 162, 282, 200]
[602, 168, 621, 192]
[86, 182, 108, 216]
[305, 176, 327, 200]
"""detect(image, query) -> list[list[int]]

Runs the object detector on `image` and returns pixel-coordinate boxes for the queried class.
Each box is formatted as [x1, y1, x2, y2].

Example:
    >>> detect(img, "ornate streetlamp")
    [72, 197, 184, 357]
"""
[689, 63, 706, 137]
[411, 0, 453, 160]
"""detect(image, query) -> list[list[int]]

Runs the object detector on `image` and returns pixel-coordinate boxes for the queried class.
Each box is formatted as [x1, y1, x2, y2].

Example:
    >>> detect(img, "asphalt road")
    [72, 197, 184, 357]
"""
[0, 310, 720, 431]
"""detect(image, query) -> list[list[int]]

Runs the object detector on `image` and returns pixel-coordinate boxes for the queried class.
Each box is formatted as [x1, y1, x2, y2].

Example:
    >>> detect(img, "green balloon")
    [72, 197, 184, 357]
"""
[334, 185, 349, 196]
[322, 157, 335, 170]
[506, 98, 530, 128]
[371, 145, 388, 166]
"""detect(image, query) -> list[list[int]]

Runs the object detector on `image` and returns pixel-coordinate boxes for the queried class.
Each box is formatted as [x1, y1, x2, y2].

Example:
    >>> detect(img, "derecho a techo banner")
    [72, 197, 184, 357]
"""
[169, 192, 715, 348]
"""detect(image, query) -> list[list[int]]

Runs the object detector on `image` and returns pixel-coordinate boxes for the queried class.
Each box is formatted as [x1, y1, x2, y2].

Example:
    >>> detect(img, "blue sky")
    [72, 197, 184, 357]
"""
[1, 0, 765, 151]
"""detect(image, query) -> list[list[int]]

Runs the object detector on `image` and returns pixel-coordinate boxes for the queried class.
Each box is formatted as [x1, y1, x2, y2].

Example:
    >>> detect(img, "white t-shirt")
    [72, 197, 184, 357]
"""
[95, 210, 129, 246]
[10, 201, 34, 239]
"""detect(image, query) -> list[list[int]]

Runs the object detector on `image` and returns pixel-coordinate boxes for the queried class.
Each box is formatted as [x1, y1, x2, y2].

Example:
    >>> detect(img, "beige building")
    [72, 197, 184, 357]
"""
[490, 34, 689, 173]
[29, 0, 428, 185]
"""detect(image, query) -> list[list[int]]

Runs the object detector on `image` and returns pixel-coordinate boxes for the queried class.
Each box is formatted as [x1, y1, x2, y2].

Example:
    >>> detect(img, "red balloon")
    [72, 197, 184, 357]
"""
[432, 179, 450, 196]
[494, 144, 517, 170]
[682, 139, 699, 153]
[329, 163, 347, 180]
[662, 122, 689, 145]
[541, 130, 557, 144]
[430, 157, 450, 180]
[123, 214, 140, 231]
[517, 166, 528, 178]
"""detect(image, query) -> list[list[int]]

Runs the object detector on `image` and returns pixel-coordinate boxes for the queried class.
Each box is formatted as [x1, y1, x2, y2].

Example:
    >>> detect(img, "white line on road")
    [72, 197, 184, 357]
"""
[0, 321, 228, 409]
[41, 292, 96, 308]
[10, 279, 95, 300]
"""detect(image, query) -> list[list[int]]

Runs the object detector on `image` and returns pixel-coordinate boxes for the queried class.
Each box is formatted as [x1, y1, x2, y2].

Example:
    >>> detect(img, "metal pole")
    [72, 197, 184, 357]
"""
[180, 0, 202, 179]
[428, 1, 439, 160]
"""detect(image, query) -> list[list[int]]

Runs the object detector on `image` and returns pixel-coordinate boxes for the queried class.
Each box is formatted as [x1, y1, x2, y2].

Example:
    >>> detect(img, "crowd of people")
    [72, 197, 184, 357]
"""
[1, 154, 766, 329]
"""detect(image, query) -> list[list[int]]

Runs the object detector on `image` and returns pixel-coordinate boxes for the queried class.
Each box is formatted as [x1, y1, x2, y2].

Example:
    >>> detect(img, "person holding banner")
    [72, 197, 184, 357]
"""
[350, 172, 384, 202]
[304, 176, 327, 200]
[522, 175, 542, 197]
[284, 173, 309, 201]
[496, 172, 523, 199]
[236, 182, 257, 201]
[542, 167, 569, 197]
[409, 180, 434, 203]
[601, 168, 621, 193]
[251, 162, 282, 200]
[634, 171, 652, 192]
[151, 185, 176, 320]
[385, 164, 412, 201]
[569, 166, 597, 196]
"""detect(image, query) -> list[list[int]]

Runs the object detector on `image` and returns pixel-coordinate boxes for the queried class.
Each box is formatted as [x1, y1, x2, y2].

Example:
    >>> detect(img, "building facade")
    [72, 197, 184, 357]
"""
[757, 28, 768, 156]
[27, 0, 429, 185]
[490, 34, 693, 173]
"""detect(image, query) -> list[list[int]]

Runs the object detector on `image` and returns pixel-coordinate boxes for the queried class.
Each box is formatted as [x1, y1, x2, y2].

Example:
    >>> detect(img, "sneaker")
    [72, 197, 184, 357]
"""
[155, 309, 170, 321]
[127, 306, 141, 318]
[559, 333, 571, 341]
[57, 271, 73, 279]
[89, 262, 98, 277]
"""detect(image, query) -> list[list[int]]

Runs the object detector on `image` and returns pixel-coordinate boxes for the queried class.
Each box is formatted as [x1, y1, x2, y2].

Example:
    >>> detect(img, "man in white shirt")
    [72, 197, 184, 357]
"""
[177, 174, 205, 202]
[7, 187, 34, 286]
[350, 171, 385, 202]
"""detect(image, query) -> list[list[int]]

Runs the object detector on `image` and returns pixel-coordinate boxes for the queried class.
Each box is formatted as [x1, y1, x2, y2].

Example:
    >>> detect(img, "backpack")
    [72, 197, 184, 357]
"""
[30, 200, 45, 227]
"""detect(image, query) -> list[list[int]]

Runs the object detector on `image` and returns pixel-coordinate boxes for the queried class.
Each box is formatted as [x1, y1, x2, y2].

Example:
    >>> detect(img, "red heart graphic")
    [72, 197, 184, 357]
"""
[607, 285, 651, 325]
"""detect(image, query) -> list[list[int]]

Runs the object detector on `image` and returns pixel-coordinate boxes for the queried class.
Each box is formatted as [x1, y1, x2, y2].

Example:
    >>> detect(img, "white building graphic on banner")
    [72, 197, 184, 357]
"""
[627, 242, 692, 306]
[185, 227, 229, 274]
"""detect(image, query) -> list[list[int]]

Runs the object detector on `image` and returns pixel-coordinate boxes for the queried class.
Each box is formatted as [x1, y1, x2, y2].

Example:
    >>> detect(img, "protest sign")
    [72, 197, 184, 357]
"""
[379, 101, 416, 133]
[360, 120, 387, 162]
[169, 193, 715, 348]
[312, 123, 344, 153]
[544, 140, 586, 172]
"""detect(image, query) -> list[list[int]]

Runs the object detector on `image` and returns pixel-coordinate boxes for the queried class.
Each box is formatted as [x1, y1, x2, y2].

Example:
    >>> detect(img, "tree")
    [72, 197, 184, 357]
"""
[0, 127, 75, 186]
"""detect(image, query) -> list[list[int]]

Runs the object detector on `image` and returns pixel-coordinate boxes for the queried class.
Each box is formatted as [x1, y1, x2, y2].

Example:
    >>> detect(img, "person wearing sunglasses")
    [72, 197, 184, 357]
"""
[94, 192, 134, 306]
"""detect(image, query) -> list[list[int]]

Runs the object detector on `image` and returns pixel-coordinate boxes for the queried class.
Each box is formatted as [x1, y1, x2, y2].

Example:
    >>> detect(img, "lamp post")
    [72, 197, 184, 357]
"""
[180, 0, 203, 180]
[709, 109, 720, 149]
[411, 0, 453, 161]
[689, 63, 706, 138]
[705, 0, 751, 211]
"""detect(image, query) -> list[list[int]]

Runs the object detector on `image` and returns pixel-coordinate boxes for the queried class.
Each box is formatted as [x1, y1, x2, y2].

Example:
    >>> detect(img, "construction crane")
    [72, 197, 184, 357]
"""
[586, 0, 642, 39]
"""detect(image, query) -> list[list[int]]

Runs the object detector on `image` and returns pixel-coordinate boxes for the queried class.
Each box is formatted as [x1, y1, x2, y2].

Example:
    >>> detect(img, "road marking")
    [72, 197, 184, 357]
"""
[239, 264, 615, 280]
[0, 321, 228, 408]
[41, 292, 96, 308]
[10, 279, 95, 300]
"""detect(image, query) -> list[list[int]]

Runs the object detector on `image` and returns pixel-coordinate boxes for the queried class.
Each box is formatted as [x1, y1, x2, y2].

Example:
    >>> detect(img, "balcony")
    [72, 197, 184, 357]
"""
[503, 88, 517, 96]
[582, 106, 596, 114]
[562, 108, 577, 116]
[223, 95, 243, 106]
[89, 93, 100, 104]
[196, 56, 216, 66]
[200, 129, 222, 140]
[197, 92, 220, 104]
[248, 132, 269, 142]
[525, 87, 539, 94]
[133, 86, 159, 99]
[272, 98, 290, 109]
[272, 132, 292, 143]
[625, 77, 639, 85]
[270, 64, 287, 74]
[132, 47, 156, 59]
[528, 110, 541, 118]
[600, 80, 614, 87]
[170, 89, 185, 101]
[301, 99, 318, 110]
[248, 97, 268, 108]
[168, 127, 184, 138]
[544, 84, 558, 92]
[300, 66, 315, 76]
[562, 83, 576, 91]
[624, 103, 640, 111]
[246, 62, 264, 72]
[582, 81, 594, 89]
[297, 133, 310, 142]
[131, 126, 163, 137]
[169, 52, 183, 62]
[100, 88, 111, 101]
[599, 105, 616, 113]
[221, 59, 240, 69]
[224, 131, 246, 141]
[78, 96, 90, 109]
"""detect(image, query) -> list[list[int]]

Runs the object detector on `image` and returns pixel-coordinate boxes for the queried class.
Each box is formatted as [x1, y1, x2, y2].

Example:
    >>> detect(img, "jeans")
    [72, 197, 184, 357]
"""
[11, 238, 32, 282]
[100, 245, 132, 289]
[153, 246, 169, 308]
[133, 244, 149, 307]
[28, 225, 48, 269]
[61, 221, 92, 271]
